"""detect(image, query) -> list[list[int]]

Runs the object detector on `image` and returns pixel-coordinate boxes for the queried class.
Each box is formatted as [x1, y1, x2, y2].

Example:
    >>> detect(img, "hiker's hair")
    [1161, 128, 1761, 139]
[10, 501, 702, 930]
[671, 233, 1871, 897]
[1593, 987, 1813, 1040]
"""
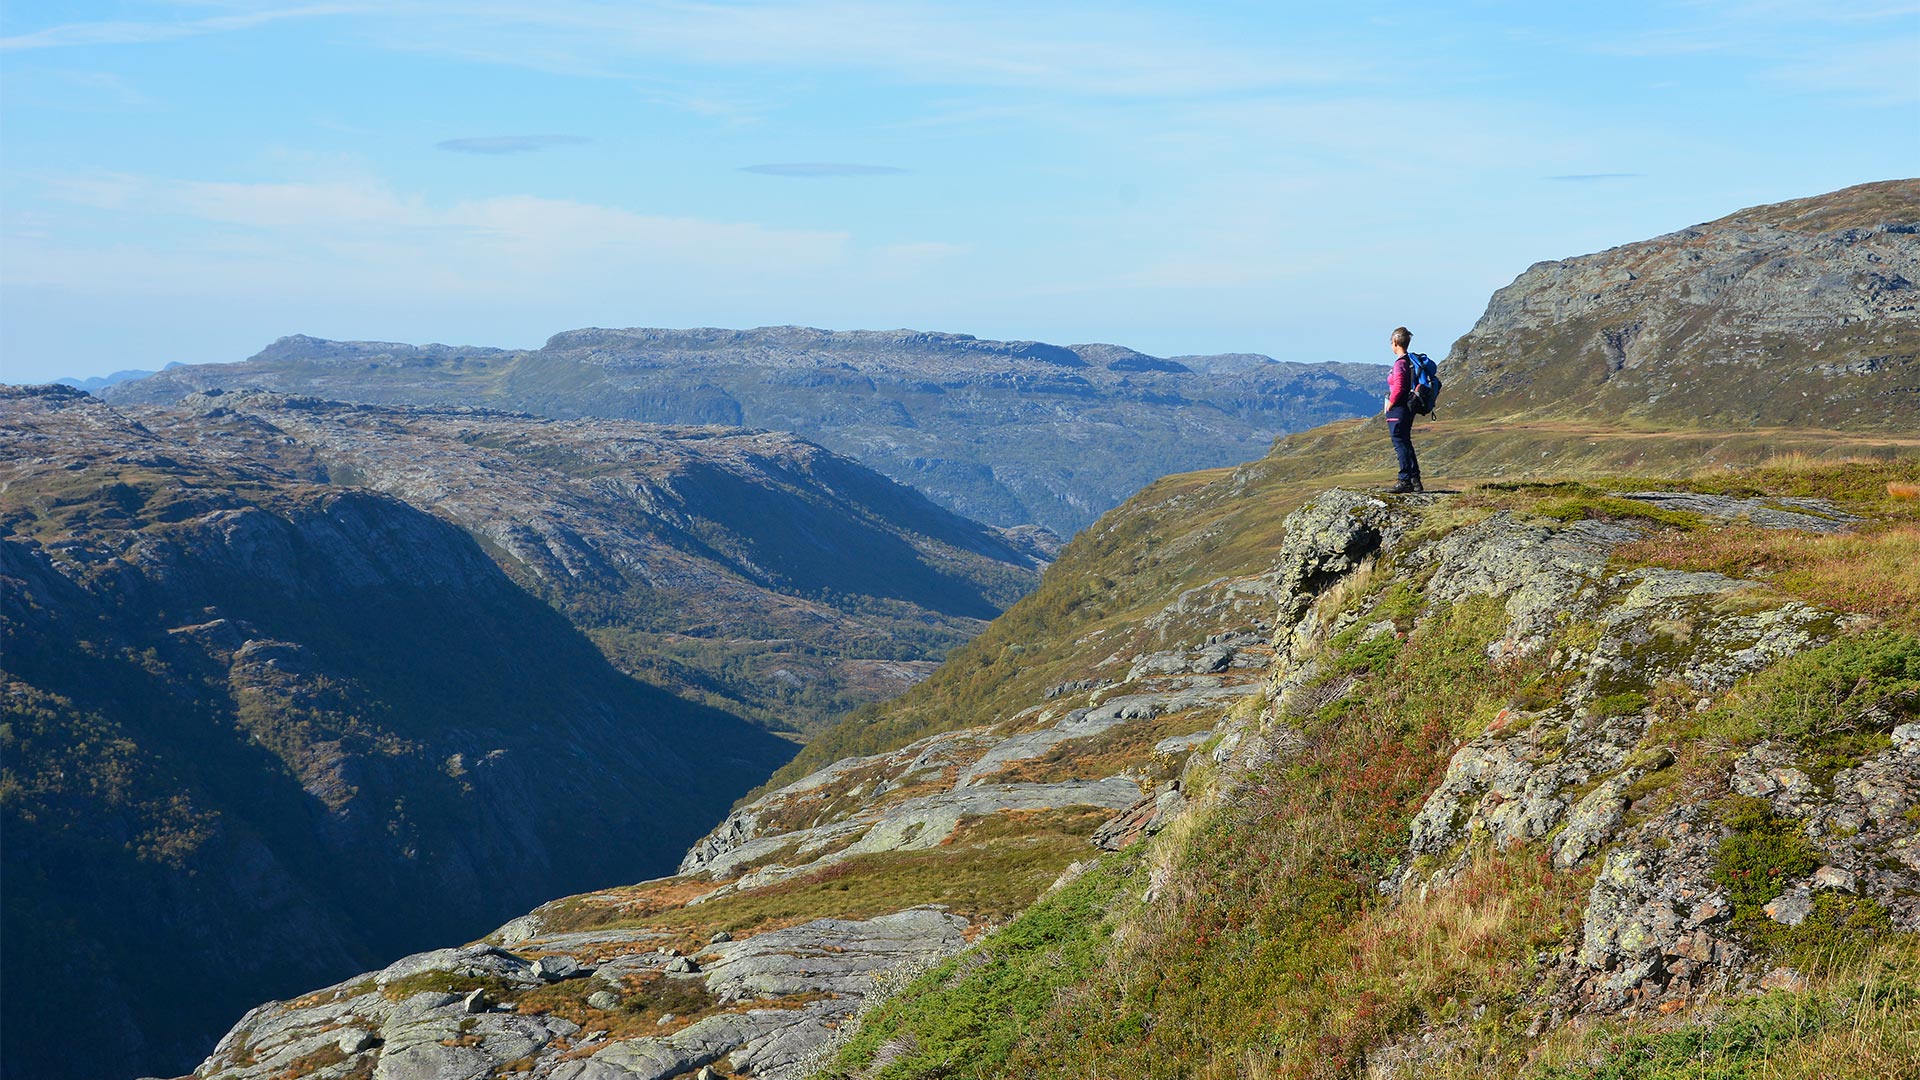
[1391, 327, 1412, 349]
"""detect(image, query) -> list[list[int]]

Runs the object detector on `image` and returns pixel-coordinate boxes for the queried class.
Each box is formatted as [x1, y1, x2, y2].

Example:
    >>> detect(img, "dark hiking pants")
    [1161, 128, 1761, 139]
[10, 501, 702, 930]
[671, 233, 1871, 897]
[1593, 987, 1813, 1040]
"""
[1385, 406, 1419, 484]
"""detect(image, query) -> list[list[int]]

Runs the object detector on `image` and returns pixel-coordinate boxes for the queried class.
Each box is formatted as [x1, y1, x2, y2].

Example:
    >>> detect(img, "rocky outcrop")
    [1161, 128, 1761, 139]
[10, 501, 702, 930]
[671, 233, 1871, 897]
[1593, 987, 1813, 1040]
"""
[1240, 488, 1917, 1023]
[1443, 178, 1920, 430]
[191, 909, 968, 1080]
[103, 327, 1382, 535]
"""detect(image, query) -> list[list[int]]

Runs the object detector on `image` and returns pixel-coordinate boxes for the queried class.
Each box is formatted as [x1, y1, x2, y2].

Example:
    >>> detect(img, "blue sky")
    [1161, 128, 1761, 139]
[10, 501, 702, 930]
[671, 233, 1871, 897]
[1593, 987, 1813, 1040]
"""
[2, 1, 1915, 382]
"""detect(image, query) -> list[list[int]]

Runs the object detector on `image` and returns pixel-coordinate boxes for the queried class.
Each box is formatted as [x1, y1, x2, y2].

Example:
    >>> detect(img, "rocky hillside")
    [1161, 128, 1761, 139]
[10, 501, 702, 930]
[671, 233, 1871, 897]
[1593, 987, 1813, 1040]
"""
[101, 328, 1383, 536]
[183, 455, 1920, 1080]
[0, 384, 1040, 1080]
[114, 181, 1920, 1079]
[1444, 178, 1919, 430]
[128, 389, 1046, 735]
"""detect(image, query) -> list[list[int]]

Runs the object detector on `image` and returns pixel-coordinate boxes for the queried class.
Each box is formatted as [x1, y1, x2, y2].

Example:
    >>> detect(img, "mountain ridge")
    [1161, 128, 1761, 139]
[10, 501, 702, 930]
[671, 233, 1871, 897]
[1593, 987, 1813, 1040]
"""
[1443, 178, 1919, 429]
[103, 328, 1384, 536]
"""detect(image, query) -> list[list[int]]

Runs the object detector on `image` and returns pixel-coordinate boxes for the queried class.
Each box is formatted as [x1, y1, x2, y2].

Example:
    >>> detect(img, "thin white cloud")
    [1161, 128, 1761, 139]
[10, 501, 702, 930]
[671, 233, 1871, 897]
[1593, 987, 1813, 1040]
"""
[0, 4, 359, 50]
[0, 2, 1357, 107]
[14, 173, 853, 298]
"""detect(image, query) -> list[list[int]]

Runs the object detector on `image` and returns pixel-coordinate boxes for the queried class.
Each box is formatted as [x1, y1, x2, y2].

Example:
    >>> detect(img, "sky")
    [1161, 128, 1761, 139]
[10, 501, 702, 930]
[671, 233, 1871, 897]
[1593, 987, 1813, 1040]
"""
[2, 1, 1915, 383]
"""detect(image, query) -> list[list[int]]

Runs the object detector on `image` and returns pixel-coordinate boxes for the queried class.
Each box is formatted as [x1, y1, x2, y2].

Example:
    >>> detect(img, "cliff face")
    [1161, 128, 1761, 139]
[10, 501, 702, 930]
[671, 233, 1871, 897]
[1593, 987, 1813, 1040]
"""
[101, 328, 1382, 536]
[1442, 179, 1920, 430]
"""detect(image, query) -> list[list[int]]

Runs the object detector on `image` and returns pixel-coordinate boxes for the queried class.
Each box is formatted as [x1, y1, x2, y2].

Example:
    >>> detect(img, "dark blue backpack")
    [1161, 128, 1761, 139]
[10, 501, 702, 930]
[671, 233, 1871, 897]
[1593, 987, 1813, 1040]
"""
[1408, 352, 1442, 415]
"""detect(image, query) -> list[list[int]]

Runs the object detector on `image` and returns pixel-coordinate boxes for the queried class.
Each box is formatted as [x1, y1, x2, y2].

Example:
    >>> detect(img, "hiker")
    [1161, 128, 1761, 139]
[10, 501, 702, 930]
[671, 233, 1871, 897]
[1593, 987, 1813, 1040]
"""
[1383, 327, 1422, 493]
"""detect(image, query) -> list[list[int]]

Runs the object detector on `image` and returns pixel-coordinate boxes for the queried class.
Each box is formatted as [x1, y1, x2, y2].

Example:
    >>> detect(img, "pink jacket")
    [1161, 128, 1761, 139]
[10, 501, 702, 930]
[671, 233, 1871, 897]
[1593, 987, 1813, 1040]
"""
[1386, 353, 1412, 409]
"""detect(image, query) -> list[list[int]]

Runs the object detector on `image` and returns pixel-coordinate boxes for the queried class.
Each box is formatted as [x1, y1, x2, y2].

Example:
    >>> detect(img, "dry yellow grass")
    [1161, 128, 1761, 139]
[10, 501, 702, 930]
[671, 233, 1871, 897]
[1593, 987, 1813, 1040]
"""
[1618, 521, 1920, 631]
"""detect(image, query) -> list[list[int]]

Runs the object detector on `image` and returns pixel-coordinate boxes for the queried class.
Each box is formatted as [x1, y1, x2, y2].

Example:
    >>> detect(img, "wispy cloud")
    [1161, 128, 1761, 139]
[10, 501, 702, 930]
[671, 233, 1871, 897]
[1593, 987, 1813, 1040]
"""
[740, 163, 908, 177]
[437, 135, 591, 155]
[1545, 173, 1643, 182]
[3, 3, 1351, 97]
[0, 4, 357, 50]
[17, 173, 854, 298]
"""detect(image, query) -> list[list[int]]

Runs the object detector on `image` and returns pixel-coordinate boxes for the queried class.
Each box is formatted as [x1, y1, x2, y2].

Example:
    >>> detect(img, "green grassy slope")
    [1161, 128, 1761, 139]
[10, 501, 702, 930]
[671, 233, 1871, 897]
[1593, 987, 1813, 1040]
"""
[813, 459, 1920, 1080]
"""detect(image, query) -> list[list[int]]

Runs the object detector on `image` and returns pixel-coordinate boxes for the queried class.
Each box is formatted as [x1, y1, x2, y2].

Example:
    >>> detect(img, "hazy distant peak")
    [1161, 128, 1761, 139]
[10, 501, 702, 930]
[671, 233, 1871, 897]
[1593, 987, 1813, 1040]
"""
[51, 361, 183, 393]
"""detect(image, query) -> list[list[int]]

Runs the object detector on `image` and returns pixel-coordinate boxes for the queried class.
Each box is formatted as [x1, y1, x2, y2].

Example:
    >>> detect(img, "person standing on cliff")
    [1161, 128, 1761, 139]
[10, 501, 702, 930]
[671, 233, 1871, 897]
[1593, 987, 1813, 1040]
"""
[1383, 327, 1423, 494]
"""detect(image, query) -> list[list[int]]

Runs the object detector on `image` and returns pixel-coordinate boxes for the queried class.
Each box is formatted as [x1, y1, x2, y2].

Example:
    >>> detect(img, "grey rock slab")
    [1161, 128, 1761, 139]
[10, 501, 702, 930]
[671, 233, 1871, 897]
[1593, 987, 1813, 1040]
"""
[1764, 887, 1815, 926]
[727, 999, 859, 1079]
[375, 944, 534, 988]
[1092, 783, 1189, 852]
[375, 1011, 554, 1080]
[1811, 866, 1858, 893]
[493, 913, 545, 947]
[1578, 847, 1686, 990]
[1803, 744, 1920, 929]
[583, 1010, 772, 1080]
[1612, 491, 1857, 532]
[1571, 803, 1746, 1007]
[692, 777, 1143, 885]
[1154, 730, 1215, 755]
[1585, 569, 1834, 694]
[587, 990, 621, 1011]
[1554, 775, 1633, 870]
[513, 927, 668, 955]
[1894, 722, 1920, 755]
[392, 991, 462, 1021]
[843, 779, 1142, 857]
[702, 907, 969, 1000]
[532, 955, 583, 981]
[372, 1020, 490, 1080]
[679, 730, 994, 874]
[1402, 712, 1644, 888]
[956, 685, 1259, 786]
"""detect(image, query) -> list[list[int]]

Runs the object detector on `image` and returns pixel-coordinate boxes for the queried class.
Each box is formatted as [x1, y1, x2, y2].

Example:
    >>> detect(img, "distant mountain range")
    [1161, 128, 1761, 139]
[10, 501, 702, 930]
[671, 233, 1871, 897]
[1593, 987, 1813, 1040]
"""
[103, 331, 1385, 536]
[51, 361, 183, 393]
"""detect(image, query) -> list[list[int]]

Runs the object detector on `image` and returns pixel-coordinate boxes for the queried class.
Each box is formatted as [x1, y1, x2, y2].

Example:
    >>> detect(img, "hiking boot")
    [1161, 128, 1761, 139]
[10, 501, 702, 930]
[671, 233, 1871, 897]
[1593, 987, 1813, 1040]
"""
[1386, 480, 1416, 495]
[1412, 478, 1425, 493]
